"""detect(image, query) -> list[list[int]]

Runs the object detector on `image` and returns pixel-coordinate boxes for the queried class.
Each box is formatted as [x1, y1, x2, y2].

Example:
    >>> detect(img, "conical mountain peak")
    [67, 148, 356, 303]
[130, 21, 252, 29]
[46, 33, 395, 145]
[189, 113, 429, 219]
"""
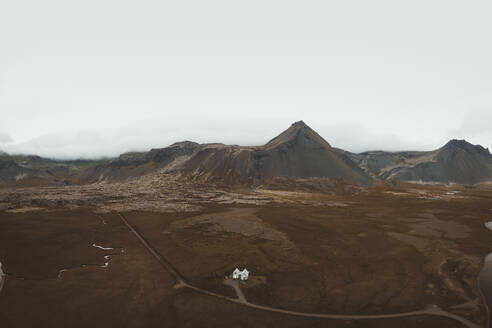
[265, 121, 331, 149]
[290, 120, 308, 129]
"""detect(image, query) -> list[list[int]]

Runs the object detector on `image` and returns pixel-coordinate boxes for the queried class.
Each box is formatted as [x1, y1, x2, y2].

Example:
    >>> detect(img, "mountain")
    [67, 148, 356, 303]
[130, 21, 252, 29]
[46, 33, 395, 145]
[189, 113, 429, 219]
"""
[0, 155, 28, 184]
[2, 125, 491, 187]
[342, 150, 429, 179]
[71, 121, 372, 185]
[351, 139, 492, 184]
[75, 141, 200, 183]
[182, 121, 373, 185]
[0, 152, 108, 186]
[0, 154, 60, 186]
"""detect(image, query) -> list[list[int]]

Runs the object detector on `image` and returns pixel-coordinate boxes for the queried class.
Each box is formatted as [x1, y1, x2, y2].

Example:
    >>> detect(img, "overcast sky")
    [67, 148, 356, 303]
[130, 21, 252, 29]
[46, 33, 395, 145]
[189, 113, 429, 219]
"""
[1, 0, 491, 159]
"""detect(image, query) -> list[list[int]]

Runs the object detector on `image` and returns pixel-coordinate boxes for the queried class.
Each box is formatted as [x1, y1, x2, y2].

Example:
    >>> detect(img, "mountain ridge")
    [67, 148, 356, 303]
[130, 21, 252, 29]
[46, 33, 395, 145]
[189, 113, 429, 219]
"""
[1, 123, 491, 186]
[348, 139, 492, 184]
[181, 121, 373, 185]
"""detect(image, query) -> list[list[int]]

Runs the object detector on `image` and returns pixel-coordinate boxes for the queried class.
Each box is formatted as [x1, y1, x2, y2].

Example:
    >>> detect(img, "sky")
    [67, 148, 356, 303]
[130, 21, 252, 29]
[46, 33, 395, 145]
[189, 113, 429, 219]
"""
[1, 0, 491, 159]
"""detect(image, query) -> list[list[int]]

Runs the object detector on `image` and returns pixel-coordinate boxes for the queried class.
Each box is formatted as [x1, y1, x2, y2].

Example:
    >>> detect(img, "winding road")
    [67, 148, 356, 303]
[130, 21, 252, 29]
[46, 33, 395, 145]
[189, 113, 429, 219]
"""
[117, 213, 481, 328]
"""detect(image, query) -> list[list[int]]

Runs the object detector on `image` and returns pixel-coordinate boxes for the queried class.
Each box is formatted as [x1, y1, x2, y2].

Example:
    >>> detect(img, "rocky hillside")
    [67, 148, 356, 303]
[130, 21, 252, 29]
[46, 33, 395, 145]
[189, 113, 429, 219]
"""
[2, 125, 491, 187]
[182, 121, 373, 185]
[348, 140, 492, 185]
[0, 152, 108, 186]
[75, 141, 200, 183]
[0, 156, 30, 184]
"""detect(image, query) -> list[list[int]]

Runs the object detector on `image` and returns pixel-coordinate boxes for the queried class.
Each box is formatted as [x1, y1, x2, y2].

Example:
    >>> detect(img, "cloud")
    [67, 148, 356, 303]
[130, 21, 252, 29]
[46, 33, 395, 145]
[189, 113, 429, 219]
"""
[0, 133, 13, 144]
[1, 110, 490, 159]
[0, 118, 453, 159]
[455, 108, 492, 137]
[315, 123, 441, 153]
[1, 1, 491, 157]
[452, 108, 492, 148]
[2, 131, 114, 159]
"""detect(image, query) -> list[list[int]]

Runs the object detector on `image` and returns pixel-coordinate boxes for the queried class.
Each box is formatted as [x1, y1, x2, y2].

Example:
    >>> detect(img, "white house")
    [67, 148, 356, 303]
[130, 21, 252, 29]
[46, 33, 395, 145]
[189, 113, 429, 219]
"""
[240, 269, 249, 281]
[232, 268, 241, 279]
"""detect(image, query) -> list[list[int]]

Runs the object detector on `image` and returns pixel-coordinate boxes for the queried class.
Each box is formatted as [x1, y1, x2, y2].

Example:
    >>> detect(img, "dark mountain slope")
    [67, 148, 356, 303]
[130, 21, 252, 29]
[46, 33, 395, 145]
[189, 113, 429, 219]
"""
[0, 156, 27, 184]
[0, 154, 57, 186]
[75, 141, 200, 183]
[3, 126, 490, 187]
[183, 121, 373, 185]
[374, 140, 492, 184]
[0, 152, 108, 186]
[340, 149, 429, 179]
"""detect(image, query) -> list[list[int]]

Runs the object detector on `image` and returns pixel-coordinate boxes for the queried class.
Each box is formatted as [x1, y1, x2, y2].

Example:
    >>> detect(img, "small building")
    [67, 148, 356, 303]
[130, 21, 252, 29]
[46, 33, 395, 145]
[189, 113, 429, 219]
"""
[240, 269, 249, 281]
[232, 268, 241, 279]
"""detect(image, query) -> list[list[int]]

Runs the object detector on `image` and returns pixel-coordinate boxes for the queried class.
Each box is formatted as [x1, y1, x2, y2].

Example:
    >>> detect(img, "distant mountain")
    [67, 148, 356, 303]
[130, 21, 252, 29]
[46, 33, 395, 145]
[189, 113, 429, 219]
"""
[0, 155, 28, 184]
[1, 125, 491, 187]
[73, 121, 372, 185]
[182, 121, 373, 185]
[0, 152, 108, 186]
[341, 149, 429, 179]
[349, 139, 492, 184]
[0, 153, 58, 186]
[75, 141, 200, 183]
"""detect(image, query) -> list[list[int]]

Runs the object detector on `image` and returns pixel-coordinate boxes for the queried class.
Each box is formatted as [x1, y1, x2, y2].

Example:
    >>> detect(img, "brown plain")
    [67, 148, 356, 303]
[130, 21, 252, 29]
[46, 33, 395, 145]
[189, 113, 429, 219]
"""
[0, 180, 491, 328]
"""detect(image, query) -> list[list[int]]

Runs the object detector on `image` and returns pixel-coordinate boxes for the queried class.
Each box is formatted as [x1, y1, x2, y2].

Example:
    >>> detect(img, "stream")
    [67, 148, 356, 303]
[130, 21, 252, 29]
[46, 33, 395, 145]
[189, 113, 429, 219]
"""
[0, 261, 5, 295]
[480, 222, 492, 328]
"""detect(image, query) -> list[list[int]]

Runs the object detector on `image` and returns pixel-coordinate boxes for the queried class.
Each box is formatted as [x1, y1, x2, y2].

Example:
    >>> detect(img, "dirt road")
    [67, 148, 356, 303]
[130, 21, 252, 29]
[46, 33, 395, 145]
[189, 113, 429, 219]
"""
[224, 278, 247, 302]
[118, 213, 185, 283]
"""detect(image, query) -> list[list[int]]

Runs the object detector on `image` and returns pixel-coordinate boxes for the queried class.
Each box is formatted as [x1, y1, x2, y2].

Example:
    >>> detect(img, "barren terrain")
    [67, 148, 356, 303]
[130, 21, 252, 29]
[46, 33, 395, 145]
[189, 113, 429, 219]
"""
[0, 173, 491, 327]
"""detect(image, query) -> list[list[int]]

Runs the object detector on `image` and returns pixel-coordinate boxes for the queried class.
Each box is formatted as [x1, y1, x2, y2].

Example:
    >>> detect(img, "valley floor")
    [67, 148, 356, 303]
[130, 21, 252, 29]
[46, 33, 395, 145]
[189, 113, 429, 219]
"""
[0, 177, 491, 327]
